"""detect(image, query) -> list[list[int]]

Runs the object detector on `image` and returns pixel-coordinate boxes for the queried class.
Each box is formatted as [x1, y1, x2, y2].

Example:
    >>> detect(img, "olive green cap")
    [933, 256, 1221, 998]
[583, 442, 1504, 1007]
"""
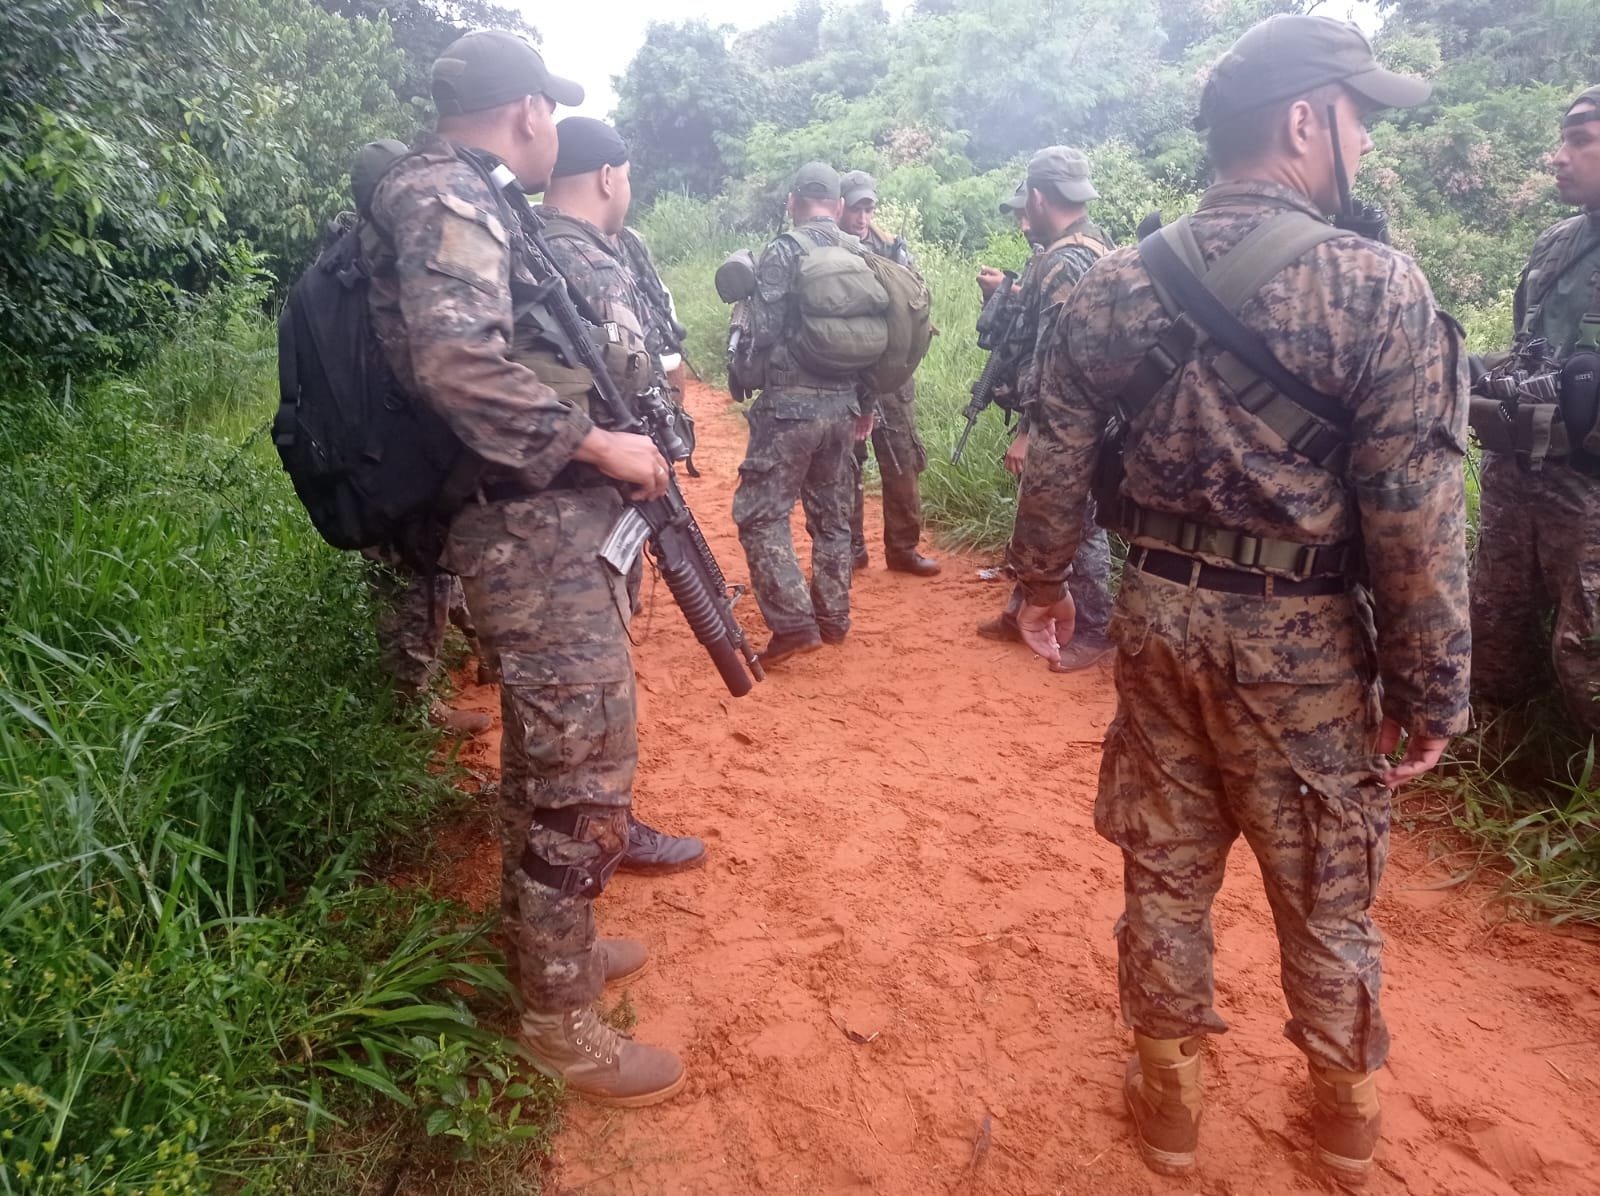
[791, 161, 841, 201]
[1195, 15, 1430, 131]
[1565, 86, 1600, 126]
[998, 179, 1026, 215]
[1026, 146, 1098, 204]
[350, 138, 408, 213]
[841, 170, 877, 207]
[431, 30, 583, 116]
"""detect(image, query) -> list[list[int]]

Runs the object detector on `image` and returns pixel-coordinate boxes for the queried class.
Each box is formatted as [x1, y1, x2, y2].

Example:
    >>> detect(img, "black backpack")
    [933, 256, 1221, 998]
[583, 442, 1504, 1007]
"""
[273, 173, 485, 572]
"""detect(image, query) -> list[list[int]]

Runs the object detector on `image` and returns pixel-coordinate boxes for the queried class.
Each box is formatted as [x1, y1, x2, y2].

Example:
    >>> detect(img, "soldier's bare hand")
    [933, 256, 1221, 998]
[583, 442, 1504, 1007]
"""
[1017, 595, 1076, 665]
[574, 428, 670, 501]
[977, 266, 1005, 299]
[854, 411, 876, 442]
[1003, 430, 1030, 477]
[1376, 717, 1449, 787]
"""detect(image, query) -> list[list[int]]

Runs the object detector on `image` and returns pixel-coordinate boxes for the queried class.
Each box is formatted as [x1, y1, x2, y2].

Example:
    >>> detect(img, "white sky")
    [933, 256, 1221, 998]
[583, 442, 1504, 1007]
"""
[517, 0, 1379, 122]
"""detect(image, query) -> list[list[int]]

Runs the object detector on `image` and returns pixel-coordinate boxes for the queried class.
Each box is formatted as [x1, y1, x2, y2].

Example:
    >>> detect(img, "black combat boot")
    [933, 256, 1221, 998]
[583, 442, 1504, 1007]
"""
[616, 815, 706, 875]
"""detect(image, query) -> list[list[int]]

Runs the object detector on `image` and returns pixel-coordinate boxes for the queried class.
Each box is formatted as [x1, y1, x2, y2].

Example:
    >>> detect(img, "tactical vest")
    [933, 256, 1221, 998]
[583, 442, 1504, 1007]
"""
[1468, 215, 1600, 472]
[1095, 211, 1356, 579]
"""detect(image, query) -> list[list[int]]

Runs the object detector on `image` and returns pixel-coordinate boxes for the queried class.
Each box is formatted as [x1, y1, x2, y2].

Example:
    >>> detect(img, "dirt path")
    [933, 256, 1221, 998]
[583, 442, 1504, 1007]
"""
[431, 380, 1600, 1195]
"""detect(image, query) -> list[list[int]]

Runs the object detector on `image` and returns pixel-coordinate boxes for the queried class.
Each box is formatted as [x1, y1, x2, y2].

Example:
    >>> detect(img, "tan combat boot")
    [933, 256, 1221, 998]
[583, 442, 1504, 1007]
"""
[1124, 1034, 1203, 1176]
[1308, 1064, 1381, 1187]
[520, 1005, 686, 1107]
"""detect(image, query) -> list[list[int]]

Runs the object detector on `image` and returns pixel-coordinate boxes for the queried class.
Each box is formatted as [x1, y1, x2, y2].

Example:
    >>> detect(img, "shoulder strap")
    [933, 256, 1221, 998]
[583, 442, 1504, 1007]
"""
[1134, 213, 1350, 441]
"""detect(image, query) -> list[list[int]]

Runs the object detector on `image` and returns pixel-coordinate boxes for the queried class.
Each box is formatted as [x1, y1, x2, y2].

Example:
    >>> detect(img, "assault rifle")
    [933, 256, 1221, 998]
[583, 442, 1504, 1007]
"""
[951, 270, 1022, 464]
[716, 249, 759, 403]
[491, 165, 764, 697]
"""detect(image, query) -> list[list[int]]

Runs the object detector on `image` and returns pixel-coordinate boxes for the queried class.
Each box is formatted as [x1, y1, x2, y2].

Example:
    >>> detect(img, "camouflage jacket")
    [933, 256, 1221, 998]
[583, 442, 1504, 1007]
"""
[748, 216, 867, 416]
[366, 133, 592, 489]
[617, 225, 686, 360]
[1513, 209, 1600, 356]
[1008, 180, 1471, 737]
[1015, 216, 1114, 423]
[536, 205, 655, 396]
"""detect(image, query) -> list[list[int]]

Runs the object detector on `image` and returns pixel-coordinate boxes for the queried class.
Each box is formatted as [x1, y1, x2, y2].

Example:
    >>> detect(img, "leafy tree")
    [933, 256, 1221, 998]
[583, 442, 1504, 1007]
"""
[314, 0, 539, 108]
[614, 21, 761, 202]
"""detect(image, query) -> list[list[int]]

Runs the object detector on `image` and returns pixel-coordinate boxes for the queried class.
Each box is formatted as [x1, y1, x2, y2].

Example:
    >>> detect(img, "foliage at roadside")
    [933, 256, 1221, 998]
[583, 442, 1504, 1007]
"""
[0, 289, 556, 1192]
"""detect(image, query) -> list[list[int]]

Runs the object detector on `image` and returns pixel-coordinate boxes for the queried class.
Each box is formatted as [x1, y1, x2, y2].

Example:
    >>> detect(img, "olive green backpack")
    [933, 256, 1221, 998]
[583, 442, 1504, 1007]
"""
[782, 231, 890, 378]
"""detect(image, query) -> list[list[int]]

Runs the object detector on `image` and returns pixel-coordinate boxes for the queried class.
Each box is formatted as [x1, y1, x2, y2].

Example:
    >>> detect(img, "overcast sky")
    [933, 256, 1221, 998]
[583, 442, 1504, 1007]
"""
[515, 0, 1379, 123]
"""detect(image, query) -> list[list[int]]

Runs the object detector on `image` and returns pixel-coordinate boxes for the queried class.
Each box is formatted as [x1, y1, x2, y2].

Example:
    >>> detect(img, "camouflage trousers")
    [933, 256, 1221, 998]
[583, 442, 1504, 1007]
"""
[1471, 452, 1600, 734]
[1000, 503, 1115, 639]
[733, 398, 857, 639]
[1096, 566, 1391, 1074]
[442, 488, 636, 1014]
[366, 560, 477, 694]
[851, 381, 928, 557]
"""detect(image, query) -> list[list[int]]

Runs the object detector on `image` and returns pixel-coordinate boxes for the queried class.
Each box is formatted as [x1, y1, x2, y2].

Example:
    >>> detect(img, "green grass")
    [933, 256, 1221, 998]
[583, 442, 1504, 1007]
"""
[0, 288, 558, 1193]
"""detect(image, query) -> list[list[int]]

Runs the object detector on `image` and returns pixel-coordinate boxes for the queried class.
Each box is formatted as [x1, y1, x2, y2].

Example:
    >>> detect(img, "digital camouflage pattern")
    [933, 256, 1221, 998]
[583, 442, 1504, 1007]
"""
[618, 225, 685, 361]
[735, 403, 856, 640]
[1010, 179, 1471, 1070]
[442, 489, 635, 1011]
[735, 217, 862, 639]
[367, 134, 593, 490]
[1099, 570, 1390, 1072]
[1472, 211, 1600, 733]
[1011, 216, 1116, 637]
[370, 134, 636, 1014]
[367, 560, 477, 693]
[537, 206, 654, 394]
[853, 223, 929, 558]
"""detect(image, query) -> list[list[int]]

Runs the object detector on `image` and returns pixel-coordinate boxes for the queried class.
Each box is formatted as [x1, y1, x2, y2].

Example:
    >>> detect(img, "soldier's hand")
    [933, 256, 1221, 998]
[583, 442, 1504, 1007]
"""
[1376, 717, 1449, 787]
[977, 266, 1005, 299]
[1003, 430, 1030, 478]
[854, 411, 876, 442]
[574, 428, 670, 501]
[1017, 595, 1076, 665]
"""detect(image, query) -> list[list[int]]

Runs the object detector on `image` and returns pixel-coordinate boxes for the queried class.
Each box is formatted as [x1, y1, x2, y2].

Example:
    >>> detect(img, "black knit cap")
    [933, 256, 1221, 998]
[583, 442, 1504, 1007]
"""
[552, 117, 629, 178]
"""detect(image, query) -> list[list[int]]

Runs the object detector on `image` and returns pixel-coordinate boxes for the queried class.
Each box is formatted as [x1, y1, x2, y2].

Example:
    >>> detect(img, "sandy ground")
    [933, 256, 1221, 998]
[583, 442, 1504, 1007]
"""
[423, 380, 1600, 1195]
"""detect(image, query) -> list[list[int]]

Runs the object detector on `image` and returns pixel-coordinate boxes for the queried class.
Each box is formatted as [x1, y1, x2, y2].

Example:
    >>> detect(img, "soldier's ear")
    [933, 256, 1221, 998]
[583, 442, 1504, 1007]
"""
[599, 163, 614, 199]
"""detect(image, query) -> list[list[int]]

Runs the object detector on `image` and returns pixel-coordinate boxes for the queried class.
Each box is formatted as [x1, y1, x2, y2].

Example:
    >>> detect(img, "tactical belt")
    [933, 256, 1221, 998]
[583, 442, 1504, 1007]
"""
[1131, 547, 1350, 597]
[1113, 499, 1354, 580]
[517, 806, 625, 900]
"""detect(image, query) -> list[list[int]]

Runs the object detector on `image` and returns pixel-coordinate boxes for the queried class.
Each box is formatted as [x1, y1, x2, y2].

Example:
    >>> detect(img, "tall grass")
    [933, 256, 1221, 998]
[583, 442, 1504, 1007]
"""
[0, 290, 554, 1192]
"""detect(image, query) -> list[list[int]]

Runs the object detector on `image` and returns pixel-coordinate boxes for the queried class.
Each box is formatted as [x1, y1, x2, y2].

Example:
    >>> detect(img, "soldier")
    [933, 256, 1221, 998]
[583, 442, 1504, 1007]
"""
[1009, 15, 1468, 1183]
[979, 151, 1117, 672]
[351, 140, 494, 735]
[837, 170, 940, 577]
[536, 115, 708, 876]
[1469, 85, 1600, 737]
[366, 30, 684, 1105]
[732, 162, 872, 666]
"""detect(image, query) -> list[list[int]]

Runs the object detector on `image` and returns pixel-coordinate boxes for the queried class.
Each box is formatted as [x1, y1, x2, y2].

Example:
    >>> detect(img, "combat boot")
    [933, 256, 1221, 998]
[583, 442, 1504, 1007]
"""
[885, 550, 941, 577]
[428, 701, 492, 736]
[1124, 1034, 1203, 1176]
[1308, 1063, 1381, 1187]
[520, 1005, 687, 1107]
[1050, 634, 1114, 673]
[758, 629, 822, 666]
[599, 937, 650, 985]
[852, 539, 869, 571]
[976, 611, 1022, 642]
[616, 815, 707, 875]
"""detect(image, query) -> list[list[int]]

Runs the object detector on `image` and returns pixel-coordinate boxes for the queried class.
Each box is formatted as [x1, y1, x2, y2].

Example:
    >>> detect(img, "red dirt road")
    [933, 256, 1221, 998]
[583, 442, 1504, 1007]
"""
[431, 381, 1600, 1195]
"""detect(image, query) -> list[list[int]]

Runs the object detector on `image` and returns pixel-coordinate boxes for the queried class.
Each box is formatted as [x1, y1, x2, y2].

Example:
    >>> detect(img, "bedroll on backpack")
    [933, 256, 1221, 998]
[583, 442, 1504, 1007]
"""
[858, 250, 933, 393]
[784, 234, 890, 378]
[273, 225, 480, 573]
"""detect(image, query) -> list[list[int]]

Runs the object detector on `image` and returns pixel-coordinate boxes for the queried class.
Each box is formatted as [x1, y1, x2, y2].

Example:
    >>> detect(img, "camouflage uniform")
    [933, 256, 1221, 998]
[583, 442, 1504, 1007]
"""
[732, 217, 861, 641]
[1471, 212, 1600, 734]
[850, 226, 929, 558]
[1009, 180, 1471, 1073]
[366, 558, 477, 693]
[368, 133, 632, 1014]
[1004, 218, 1118, 640]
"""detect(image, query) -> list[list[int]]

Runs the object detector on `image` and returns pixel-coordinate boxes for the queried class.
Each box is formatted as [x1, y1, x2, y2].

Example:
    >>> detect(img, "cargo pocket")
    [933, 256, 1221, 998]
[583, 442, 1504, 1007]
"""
[498, 641, 637, 779]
